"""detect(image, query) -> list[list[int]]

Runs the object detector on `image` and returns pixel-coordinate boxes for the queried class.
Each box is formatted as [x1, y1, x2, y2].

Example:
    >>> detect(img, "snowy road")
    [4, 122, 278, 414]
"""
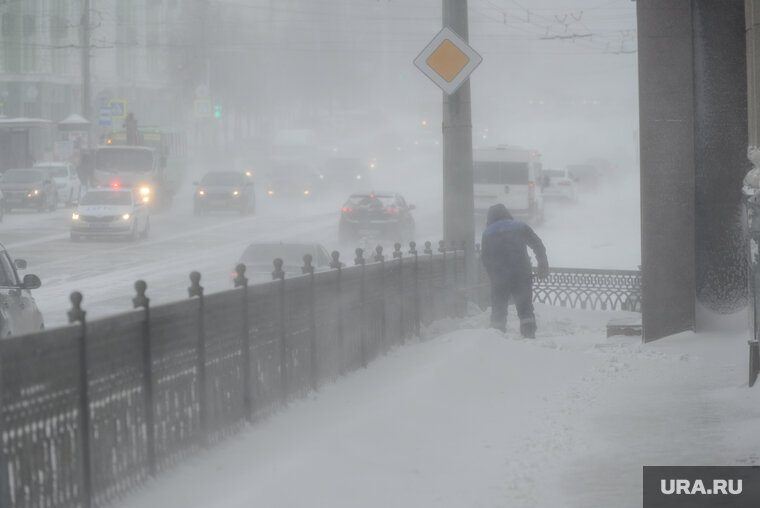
[1, 160, 640, 328]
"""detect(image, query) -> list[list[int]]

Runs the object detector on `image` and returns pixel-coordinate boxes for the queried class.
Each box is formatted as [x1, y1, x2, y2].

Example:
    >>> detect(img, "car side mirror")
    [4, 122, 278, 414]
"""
[14, 259, 27, 270]
[22, 274, 41, 290]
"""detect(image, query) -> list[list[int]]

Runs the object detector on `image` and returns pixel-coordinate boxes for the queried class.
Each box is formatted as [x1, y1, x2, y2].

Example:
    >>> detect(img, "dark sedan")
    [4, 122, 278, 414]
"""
[0, 168, 57, 212]
[338, 192, 416, 244]
[193, 171, 255, 215]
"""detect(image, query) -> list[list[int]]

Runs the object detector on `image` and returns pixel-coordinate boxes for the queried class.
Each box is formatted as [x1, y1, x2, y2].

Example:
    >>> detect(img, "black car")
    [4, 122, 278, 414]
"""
[0, 168, 57, 212]
[193, 171, 255, 215]
[338, 192, 416, 244]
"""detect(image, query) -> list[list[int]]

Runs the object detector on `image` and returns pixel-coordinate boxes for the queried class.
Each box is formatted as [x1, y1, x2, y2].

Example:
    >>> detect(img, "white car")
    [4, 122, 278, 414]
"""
[70, 187, 150, 241]
[541, 168, 579, 202]
[0, 242, 44, 337]
[34, 162, 82, 206]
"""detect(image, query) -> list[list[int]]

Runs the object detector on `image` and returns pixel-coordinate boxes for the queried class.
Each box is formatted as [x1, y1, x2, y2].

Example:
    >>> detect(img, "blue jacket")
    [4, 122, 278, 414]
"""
[481, 205, 547, 283]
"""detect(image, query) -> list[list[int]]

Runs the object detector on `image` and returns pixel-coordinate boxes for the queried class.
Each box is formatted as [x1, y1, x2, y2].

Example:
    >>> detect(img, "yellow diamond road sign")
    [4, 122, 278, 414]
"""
[414, 27, 482, 95]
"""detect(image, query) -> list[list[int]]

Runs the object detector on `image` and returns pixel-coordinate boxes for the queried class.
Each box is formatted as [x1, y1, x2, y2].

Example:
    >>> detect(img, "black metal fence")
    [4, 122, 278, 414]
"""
[0, 239, 645, 508]
[0, 244, 467, 508]
[745, 192, 760, 387]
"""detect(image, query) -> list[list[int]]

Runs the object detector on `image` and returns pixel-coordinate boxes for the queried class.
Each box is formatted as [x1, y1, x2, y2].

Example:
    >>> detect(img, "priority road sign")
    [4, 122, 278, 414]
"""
[98, 106, 112, 127]
[194, 99, 212, 118]
[413, 27, 483, 95]
[109, 100, 127, 119]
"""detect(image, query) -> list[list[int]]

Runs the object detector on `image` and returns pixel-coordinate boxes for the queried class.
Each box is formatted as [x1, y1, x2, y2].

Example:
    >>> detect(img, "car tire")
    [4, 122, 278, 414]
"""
[37, 194, 46, 213]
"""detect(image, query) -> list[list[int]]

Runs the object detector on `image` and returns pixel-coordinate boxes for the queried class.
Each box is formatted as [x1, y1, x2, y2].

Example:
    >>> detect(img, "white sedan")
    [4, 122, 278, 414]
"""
[70, 187, 150, 241]
[541, 168, 579, 202]
[34, 162, 82, 206]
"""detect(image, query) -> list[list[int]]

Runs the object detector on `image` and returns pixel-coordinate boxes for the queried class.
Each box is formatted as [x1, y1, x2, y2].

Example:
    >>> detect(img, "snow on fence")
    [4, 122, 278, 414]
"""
[0, 239, 645, 508]
[0, 244, 466, 508]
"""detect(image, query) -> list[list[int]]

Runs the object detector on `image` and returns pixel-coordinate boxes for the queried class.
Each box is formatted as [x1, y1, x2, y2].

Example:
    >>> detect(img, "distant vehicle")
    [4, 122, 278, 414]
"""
[91, 146, 166, 208]
[317, 157, 371, 195]
[265, 162, 319, 199]
[541, 168, 578, 202]
[70, 187, 150, 241]
[338, 192, 416, 244]
[566, 164, 601, 190]
[193, 171, 255, 216]
[473, 146, 544, 225]
[0, 168, 58, 212]
[34, 161, 82, 206]
[232, 242, 332, 283]
[0, 242, 44, 337]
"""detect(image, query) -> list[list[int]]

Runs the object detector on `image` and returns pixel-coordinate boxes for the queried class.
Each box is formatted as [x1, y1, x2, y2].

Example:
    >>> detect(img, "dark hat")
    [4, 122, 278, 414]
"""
[486, 203, 513, 225]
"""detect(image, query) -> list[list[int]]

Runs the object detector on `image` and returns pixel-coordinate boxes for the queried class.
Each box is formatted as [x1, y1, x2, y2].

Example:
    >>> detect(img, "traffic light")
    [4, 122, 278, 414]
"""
[213, 104, 222, 119]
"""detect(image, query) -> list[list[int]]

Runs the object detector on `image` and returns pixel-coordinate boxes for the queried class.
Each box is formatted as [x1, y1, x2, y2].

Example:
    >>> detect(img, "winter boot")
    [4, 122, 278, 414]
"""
[520, 319, 536, 339]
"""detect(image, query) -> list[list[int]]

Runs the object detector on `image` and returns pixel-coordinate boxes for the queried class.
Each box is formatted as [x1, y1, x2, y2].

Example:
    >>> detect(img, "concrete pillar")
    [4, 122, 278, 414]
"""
[637, 0, 748, 342]
[637, 0, 697, 341]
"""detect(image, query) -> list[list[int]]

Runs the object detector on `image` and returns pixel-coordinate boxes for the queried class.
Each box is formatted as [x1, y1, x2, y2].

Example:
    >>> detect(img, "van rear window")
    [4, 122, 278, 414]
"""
[474, 161, 529, 185]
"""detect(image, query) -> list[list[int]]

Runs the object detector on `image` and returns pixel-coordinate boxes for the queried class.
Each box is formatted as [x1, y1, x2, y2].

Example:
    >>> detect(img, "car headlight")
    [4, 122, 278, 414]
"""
[304, 190, 310, 195]
[142, 196, 150, 203]
[199, 190, 205, 196]
[356, 175, 362, 180]
[122, 213, 131, 220]
[33, 189, 39, 195]
[268, 190, 274, 195]
[233, 190, 239, 196]
[71, 212, 79, 220]
[139, 186, 151, 196]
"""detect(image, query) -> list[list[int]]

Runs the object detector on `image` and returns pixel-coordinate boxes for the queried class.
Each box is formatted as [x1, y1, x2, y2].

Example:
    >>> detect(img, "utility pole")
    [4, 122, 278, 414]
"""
[442, 0, 475, 278]
[81, 0, 91, 124]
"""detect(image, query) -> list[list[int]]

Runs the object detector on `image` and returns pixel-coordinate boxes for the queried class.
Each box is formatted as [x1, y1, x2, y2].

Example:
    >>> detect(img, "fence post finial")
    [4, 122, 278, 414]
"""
[302, 254, 314, 275]
[354, 248, 365, 266]
[438, 240, 446, 253]
[409, 241, 417, 255]
[374, 245, 384, 262]
[393, 242, 402, 259]
[330, 250, 342, 269]
[234, 263, 248, 288]
[188, 271, 203, 298]
[424, 241, 433, 255]
[272, 258, 285, 280]
[68, 291, 86, 323]
[133, 280, 149, 308]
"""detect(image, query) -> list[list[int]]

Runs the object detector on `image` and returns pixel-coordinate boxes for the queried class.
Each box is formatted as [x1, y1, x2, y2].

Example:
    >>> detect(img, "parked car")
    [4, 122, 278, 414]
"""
[34, 161, 82, 205]
[0, 242, 44, 337]
[70, 187, 150, 241]
[193, 171, 255, 215]
[0, 168, 58, 212]
[541, 168, 579, 202]
[232, 242, 332, 283]
[338, 192, 416, 243]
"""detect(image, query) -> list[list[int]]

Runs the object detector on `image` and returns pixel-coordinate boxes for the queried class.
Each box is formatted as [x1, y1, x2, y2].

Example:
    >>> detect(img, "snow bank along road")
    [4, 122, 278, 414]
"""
[114, 304, 758, 508]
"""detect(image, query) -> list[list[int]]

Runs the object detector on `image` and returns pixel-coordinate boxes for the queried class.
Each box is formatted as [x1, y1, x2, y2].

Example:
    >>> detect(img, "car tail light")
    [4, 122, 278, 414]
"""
[342, 207, 354, 213]
[529, 182, 535, 206]
[529, 182, 534, 188]
[386, 207, 398, 214]
[231, 272, 237, 278]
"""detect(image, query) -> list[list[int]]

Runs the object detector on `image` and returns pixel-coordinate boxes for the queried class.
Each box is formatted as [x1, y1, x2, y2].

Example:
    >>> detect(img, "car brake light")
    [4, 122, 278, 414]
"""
[112, 182, 120, 188]
[528, 182, 534, 188]
[231, 272, 237, 277]
[342, 207, 354, 213]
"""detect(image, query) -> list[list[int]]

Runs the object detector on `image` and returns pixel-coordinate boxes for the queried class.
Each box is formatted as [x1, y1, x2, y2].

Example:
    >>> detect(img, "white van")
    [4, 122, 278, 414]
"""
[473, 145, 544, 224]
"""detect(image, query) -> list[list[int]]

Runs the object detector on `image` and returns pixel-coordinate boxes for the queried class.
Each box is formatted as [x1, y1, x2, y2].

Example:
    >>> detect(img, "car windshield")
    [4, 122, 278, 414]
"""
[345, 194, 395, 208]
[38, 166, 68, 178]
[473, 162, 530, 185]
[200, 172, 244, 186]
[1, 170, 44, 184]
[241, 244, 315, 267]
[0, 251, 19, 287]
[543, 169, 566, 178]
[95, 148, 153, 172]
[80, 190, 133, 206]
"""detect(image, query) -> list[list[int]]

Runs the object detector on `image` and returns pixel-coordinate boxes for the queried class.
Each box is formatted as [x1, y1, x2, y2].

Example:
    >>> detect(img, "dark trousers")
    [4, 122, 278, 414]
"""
[490, 275, 536, 337]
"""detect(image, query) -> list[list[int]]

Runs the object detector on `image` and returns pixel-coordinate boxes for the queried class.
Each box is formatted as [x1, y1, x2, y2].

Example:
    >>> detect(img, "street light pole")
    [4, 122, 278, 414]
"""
[442, 0, 475, 279]
[81, 0, 91, 123]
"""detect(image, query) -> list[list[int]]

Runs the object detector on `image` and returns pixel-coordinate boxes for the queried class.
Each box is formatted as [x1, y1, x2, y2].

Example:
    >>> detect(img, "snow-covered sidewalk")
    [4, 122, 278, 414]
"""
[117, 304, 760, 508]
